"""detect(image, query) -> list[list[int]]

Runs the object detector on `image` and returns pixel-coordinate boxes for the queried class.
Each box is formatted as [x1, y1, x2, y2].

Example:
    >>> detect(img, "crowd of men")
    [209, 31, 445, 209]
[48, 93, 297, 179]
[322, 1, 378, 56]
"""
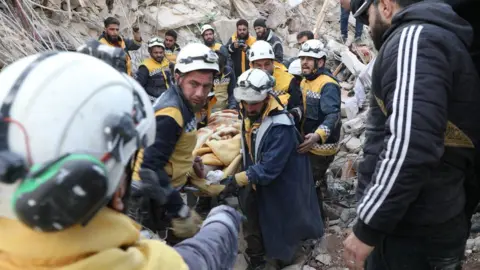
[1, 0, 480, 270]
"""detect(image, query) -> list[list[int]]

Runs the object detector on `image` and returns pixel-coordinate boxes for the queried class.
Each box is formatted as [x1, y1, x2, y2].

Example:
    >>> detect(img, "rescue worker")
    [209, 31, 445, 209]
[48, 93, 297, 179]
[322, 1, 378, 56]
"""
[253, 18, 284, 64]
[98, 17, 142, 76]
[131, 43, 221, 241]
[164, 30, 181, 64]
[0, 50, 242, 270]
[200, 24, 232, 68]
[284, 31, 314, 69]
[288, 58, 303, 86]
[248, 41, 302, 124]
[226, 19, 256, 78]
[219, 68, 324, 269]
[297, 39, 341, 221]
[212, 50, 237, 111]
[135, 37, 174, 102]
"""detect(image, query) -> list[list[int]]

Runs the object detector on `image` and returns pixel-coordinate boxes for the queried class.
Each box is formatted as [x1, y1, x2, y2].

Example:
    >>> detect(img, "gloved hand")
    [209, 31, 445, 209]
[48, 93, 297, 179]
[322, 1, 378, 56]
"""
[218, 176, 240, 200]
[171, 205, 203, 238]
[138, 168, 171, 205]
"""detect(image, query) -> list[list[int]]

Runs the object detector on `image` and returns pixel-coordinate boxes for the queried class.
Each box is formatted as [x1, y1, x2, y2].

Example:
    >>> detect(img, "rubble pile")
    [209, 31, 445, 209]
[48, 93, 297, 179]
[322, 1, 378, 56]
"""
[0, 0, 369, 68]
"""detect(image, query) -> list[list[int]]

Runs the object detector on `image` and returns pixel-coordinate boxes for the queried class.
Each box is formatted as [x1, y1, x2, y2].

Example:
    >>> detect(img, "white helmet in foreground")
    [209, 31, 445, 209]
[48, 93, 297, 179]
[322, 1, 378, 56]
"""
[288, 59, 302, 76]
[147, 36, 165, 49]
[298, 39, 326, 59]
[201, 24, 215, 35]
[175, 43, 219, 74]
[0, 52, 155, 232]
[234, 68, 275, 103]
[248, 40, 275, 62]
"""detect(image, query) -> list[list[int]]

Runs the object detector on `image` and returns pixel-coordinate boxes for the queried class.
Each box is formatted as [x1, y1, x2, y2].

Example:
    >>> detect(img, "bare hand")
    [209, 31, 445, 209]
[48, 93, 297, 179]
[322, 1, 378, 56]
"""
[193, 156, 205, 178]
[233, 41, 240, 49]
[343, 232, 374, 270]
[132, 24, 140, 32]
[297, 133, 320, 153]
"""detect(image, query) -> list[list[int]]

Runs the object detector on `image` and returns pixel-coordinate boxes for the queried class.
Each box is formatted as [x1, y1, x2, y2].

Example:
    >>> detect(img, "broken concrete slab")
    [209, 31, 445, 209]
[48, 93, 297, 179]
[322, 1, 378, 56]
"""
[232, 0, 260, 20]
[144, 5, 206, 30]
[341, 50, 367, 76]
[346, 137, 362, 153]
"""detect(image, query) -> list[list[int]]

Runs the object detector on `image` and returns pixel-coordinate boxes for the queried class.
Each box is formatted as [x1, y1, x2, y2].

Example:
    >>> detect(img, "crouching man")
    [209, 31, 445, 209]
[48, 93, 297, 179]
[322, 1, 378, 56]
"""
[219, 68, 324, 269]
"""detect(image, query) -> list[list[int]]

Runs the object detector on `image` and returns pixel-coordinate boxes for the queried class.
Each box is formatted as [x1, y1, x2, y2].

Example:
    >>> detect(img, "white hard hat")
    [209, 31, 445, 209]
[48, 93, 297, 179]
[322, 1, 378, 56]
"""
[234, 68, 275, 103]
[298, 39, 326, 59]
[248, 40, 275, 62]
[0, 52, 155, 226]
[175, 43, 219, 74]
[147, 36, 165, 49]
[288, 58, 302, 76]
[201, 24, 215, 35]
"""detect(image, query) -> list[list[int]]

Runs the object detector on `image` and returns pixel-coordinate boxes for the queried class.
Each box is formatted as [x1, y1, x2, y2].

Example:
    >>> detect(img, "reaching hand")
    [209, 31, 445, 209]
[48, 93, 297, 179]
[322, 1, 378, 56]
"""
[192, 156, 205, 178]
[343, 232, 374, 270]
[297, 133, 321, 154]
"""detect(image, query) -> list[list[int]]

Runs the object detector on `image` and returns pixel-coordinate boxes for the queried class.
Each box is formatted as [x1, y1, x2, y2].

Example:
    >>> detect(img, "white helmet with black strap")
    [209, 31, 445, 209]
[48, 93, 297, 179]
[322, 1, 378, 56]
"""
[234, 68, 275, 103]
[147, 36, 165, 49]
[175, 43, 219, 74]
[248, 40, 275, 62]
[298, 39, 326, 59]
[200, 24, 215, 36]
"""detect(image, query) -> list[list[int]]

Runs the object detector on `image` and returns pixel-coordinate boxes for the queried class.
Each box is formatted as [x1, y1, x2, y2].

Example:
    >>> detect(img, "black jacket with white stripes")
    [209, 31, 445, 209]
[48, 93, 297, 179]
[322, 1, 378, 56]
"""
[354, 2, 480, 246]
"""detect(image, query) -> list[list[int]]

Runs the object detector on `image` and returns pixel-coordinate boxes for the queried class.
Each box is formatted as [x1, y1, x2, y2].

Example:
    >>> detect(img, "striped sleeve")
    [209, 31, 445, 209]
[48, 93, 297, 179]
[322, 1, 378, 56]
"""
[353, 25, 449, 246]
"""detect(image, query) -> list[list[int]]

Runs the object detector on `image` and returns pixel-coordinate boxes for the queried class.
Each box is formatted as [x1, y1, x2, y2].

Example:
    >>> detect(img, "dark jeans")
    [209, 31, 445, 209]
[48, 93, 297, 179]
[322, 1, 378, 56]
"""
[366, 213, 468, 270]
[309, 154, 334, 206]
[341, 7, 363, 39]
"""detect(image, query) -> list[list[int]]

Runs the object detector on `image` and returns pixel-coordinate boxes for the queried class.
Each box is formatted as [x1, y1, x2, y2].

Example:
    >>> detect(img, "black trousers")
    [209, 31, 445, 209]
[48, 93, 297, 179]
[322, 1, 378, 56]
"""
[309, 154, 334, 222]
[365, 213, 468, 270]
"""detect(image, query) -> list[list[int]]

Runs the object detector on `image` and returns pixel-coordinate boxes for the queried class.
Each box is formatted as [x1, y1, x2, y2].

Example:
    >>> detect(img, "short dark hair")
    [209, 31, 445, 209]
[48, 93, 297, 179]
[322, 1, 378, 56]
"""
[297, 31, 314, 40]
[165, 30, 178, 40]
[236, 19, 249, 28]
[374, 0, 422, 7]
[104, 17, 120, 28]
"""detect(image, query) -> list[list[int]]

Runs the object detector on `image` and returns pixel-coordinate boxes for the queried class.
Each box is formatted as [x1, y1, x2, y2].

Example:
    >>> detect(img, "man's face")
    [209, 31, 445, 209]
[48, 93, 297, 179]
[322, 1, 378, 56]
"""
[150, 46, 165, 63]
[297, 35, 309, 46]
[300, 56, 323, 75]
[164, 35, 175, 49]
[255, 26, 267, 39]
[203, 30, 215, 44]
[242, 99, 268, 118]
[176, 71, 214, 110]
[105, 24, 119, 42]
[237, 25, 248, 39]
[252, 59, 274, 75]
[368, 4, 391, 50]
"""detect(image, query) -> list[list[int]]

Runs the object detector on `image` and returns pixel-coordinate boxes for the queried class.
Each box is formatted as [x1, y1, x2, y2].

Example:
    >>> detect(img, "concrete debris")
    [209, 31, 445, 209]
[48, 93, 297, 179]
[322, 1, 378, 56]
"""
[316, 254, 332, 265]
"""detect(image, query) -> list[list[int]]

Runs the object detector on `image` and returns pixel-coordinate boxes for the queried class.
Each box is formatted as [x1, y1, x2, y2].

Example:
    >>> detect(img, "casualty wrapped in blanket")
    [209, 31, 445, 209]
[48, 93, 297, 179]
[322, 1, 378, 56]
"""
[191, 110, 243, 191]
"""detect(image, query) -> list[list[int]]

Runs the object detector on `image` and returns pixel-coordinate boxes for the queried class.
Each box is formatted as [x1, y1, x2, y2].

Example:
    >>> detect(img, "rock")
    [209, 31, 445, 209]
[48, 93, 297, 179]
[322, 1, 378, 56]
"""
[302, 266, 316, 270]
[329, 225, 342, 234]
[144, 5, 206, 30]
[467, 239, 475, 250]
[262, 0, 287, 29]
[213, 19, 240, 44]
[346, 137, 362, 153]
[343, 116, 365, 136]
[287, 33, 298, 44]
[473, 237, 480, 251]
[341, 50, 367, 76]
[231, 0, 260, 20]
[284, 47, 299, 59]
[340, 81, 354, 90]
[340, 208, 357, 223]
[315, 254, 332, 266]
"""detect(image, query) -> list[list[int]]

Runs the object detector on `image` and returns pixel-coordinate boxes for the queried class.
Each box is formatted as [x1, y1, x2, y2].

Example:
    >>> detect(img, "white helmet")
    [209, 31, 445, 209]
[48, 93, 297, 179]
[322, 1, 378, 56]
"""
[201, 24, 215, 35]
[248, 40, 275, 62]
[234, 68, 275, 103]
[175, 43, 219, 74]
[288, 58, 302, 76]
[147, 36, 165, 49]
[298, 39, 326, 59]
[0, 52, 155, 230]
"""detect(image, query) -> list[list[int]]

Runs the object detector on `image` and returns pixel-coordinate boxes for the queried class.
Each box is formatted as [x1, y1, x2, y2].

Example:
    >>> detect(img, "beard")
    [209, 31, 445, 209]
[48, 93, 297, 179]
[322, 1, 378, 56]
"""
[153, 56, 164, 63]
[237, 32, 248, 39]
[204, 38, 215, 47]
[370, 8, 390, 51]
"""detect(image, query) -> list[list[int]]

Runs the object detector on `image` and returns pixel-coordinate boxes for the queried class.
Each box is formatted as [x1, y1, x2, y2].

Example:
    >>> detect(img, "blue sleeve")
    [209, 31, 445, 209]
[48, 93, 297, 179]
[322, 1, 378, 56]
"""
[227, 68, 238, 109]
[124, 38, 142, 51]
[246, 124, 296, 185]
[134, 65, 149, 88]
[174, 206, 241, 270]
[287, 79, 302, 111]
[317, 83, 341, 141]
[142, 115, 184, 214]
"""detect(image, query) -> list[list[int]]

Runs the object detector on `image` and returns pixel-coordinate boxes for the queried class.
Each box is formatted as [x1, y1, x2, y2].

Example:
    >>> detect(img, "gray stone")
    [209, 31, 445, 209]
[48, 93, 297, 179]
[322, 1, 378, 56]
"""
[346, 137, 362, 153]
[315, 254, 332, 266]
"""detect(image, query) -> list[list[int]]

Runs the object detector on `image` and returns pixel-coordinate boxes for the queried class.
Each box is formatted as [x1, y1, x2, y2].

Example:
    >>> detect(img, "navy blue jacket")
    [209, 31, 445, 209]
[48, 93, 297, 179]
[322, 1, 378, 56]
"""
[354, 2, 480, 246]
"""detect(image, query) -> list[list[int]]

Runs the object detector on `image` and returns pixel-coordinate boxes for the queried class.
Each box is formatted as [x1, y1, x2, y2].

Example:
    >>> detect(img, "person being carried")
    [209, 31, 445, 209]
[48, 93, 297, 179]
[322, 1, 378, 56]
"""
[98, 17, 142, 76]
[0, 48, 242, 270]
[220, 68, 324, 269]
[135, 37, 174, 102]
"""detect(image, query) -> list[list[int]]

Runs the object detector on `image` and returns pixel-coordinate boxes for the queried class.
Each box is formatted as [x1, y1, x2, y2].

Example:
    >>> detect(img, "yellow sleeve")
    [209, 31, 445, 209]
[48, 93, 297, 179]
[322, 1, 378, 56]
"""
[155, 107, 184, 127]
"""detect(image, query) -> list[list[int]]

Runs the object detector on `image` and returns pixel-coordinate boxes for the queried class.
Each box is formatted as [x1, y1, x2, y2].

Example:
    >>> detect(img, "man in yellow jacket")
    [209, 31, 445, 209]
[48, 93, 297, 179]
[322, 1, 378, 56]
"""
[226, 19, 257, 78]
[248, 40, 303, 124]
[98, 17, 142, 76]
[0, 44, 241, 270]
[135, 37, 174, 102]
